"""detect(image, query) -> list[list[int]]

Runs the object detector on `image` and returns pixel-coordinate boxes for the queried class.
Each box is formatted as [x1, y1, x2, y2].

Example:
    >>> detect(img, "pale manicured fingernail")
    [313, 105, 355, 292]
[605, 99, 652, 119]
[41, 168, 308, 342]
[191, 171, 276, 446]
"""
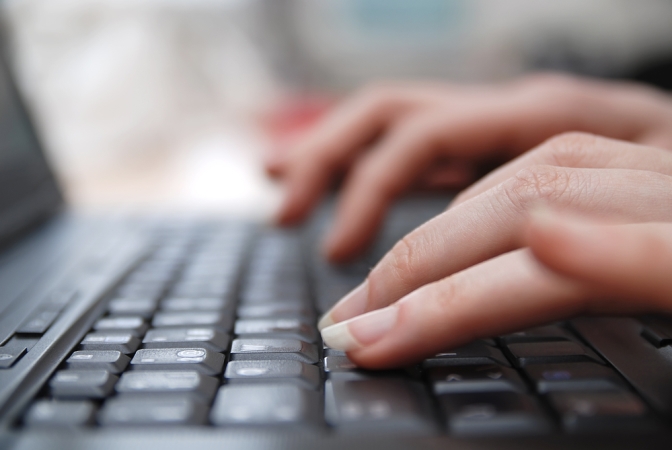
[317, 281, 369, 331]
[321, 306, 398, 352]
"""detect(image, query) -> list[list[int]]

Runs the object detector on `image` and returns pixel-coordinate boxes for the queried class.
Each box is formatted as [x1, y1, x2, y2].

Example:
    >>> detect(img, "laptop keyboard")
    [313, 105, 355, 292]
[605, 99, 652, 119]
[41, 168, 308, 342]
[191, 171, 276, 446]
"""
[18, 222, 672, 435]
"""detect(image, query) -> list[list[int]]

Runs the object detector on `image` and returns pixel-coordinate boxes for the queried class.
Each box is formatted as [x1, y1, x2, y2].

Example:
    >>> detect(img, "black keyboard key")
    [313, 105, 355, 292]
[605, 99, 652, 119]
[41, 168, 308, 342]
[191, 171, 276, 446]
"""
[142, 328, 229, 352]
[0, 346, 27, 369]
[127, 270, 175, 284]
[66, 350, 130, 374]
[93, 316, 148, 337]
[16, 308, 60, 334]
[325, 378, 435, 434]
[24, 400, 96, 427]
[210, 384, 321, 427]
[237, 304, 315, 320]
[182, 260, 238, 274]
[99, 396, 208, 426]
[428, 364, 526, 395]
[524, 362, 625, 393]
[80, 332, 140, 354]
[640, 318, 672, 347]
[130, 348, 225, 375]
[116, 370, 218, 401]
[507, 341, 602, 366]
[160, 297, 232, 312]
[422, 341, 510, 368]
[571, 317, 672, 415]
[500, 325, 574, 344]
[225, 360, 320, 389]
[327, 368, 411, 382]
[230, 338, 319, 364]
[324, 355, 357, 373]
[170, 282, 232, 298]
[50, 370, 118, 398]
[116, 282, 165, 298]
[240, 289, 309, 306]
[152, 311, 233, 332]
[324, 348, 346, 356]
[439, 392, 551, 436]
[549, 391, 657, 433]
[234, 319, 318, 343]
[107, 298, 158, 318]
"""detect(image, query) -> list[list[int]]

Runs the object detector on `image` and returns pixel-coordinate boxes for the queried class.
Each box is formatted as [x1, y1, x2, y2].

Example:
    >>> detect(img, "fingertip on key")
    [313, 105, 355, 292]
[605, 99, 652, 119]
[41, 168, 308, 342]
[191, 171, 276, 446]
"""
[321, 306, 399, 352]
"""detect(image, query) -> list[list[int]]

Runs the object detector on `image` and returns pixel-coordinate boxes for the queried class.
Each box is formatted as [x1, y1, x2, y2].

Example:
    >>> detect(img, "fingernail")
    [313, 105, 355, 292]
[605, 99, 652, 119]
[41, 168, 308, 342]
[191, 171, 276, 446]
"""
[317, 281, 369, 331]
[321, 306, 398, 352]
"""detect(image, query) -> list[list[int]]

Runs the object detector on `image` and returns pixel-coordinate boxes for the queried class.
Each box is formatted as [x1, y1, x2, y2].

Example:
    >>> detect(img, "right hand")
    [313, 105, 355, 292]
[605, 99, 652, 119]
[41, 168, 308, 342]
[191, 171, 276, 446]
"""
[318, 133, 672, 368]
[267, 74, 672, 262]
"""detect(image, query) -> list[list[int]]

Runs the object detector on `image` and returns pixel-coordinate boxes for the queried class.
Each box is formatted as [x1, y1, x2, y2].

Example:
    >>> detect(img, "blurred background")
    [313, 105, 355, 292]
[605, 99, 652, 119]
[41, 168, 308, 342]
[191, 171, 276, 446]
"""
[2, 0, 672, 218]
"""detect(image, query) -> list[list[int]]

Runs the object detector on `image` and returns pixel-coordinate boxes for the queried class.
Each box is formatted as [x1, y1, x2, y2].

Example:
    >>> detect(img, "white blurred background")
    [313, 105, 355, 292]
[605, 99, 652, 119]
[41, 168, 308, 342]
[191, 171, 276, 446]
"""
[3, 0, 672, 217]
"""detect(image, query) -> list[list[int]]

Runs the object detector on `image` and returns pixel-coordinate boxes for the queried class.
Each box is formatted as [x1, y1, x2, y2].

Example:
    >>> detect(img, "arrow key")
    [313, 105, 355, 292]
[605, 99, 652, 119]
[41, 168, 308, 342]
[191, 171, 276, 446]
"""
[428, 364, 526, 395]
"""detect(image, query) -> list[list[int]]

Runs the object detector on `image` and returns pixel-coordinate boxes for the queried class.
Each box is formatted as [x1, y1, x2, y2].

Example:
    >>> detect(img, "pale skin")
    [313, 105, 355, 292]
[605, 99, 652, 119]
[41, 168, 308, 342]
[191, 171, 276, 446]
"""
[266, 73, 672, 369]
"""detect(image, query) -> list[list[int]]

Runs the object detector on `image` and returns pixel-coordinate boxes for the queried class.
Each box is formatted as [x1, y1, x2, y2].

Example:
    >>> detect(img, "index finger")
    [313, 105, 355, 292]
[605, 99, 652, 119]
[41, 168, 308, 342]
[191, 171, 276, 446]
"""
[323, 249, 589, 368]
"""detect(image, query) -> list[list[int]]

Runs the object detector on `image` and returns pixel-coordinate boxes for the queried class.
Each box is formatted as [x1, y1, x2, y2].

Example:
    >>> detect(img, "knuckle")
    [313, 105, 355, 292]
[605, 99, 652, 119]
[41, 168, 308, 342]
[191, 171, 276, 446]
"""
[504, 165, 577, 209]
[426, 277, 459, 313]
[540, 132, 599, 166]
[377, 234, 423, 293]
[424, 275, 478, 341]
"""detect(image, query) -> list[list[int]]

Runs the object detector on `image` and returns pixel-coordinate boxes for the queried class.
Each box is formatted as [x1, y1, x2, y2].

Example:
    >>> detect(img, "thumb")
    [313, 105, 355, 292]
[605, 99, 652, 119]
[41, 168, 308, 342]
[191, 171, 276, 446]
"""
[525, 207, 672, 312]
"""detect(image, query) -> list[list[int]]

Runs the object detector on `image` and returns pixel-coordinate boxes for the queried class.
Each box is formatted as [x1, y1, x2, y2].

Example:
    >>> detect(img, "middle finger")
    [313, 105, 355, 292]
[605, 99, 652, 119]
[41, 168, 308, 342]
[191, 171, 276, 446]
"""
[451, 133, 672, 209]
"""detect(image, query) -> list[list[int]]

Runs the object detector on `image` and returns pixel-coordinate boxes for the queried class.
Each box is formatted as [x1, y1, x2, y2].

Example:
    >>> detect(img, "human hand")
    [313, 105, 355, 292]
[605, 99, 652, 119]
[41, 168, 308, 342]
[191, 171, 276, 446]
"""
[318, 133, 672, 368]
[268, 74, 672, 262]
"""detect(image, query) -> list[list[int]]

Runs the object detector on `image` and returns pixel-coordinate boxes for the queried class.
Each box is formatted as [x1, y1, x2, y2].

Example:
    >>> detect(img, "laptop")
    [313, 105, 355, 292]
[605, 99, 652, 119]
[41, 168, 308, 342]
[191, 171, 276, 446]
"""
[0, 29, 671, 450]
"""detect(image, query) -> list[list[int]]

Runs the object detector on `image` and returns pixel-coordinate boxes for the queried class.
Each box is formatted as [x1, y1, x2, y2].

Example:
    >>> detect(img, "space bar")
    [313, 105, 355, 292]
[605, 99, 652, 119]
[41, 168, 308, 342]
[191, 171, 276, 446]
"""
[571, 317, 672, 416]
